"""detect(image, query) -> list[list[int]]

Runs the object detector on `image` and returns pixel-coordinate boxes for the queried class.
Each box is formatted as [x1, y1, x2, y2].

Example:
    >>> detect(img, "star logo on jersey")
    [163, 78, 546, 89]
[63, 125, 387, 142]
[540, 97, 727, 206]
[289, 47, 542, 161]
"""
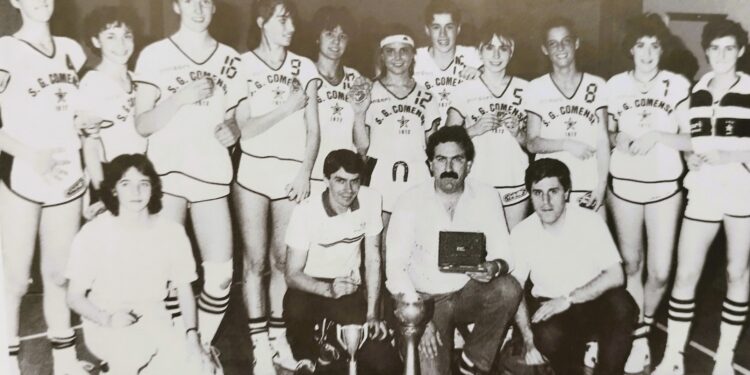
[55, 88, 67, 103]
[565, 118, 577, 137]
[639, 110, 652, 128]
[273, 87, 285, 102]
[398, 116, 411, 134]
[725, 120, 735, 135]
[331, 103, 344, 116]
[438, 89, 450, 101]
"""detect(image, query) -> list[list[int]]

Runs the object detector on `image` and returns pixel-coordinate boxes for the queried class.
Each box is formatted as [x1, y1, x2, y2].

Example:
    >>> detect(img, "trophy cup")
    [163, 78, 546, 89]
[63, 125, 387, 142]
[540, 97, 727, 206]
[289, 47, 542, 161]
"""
[394, 293, 430, 375]
[336, 324, 368, 375]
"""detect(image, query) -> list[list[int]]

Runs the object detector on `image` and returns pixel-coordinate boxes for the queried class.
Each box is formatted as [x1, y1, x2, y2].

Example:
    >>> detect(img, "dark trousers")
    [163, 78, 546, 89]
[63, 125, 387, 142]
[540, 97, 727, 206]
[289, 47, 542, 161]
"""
[529, 288, 638, 375]
[283, 287, 402, 375]
[418, 275, 522, 374]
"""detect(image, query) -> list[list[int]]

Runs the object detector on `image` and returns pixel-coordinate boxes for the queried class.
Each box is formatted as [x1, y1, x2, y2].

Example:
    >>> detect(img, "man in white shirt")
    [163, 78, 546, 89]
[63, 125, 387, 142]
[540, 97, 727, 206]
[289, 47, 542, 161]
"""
[511, 158, 637, 375]
[284, 149, 401, 374]
[386, 126, 521, 375]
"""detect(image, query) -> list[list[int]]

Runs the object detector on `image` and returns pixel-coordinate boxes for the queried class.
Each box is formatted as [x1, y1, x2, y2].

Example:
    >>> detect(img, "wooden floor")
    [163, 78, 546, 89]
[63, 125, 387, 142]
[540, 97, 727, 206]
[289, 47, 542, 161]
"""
[12, 232, 750, 374]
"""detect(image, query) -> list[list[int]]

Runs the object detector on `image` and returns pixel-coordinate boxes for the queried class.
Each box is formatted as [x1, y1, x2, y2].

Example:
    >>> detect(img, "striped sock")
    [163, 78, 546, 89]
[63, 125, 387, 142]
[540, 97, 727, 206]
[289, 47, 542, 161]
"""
[643, 314, 654, 328]
[716, 298, 748, 360]
[632, 321, 650, 342]
[663, 297, 694, 357]
[164, 287, 182, 320]
[249, 317, 269, 345]
[269, 316, 286, 340]
[198, 260, 232, 344]
[48, 331, 76, 351]
[49, 330, 78, 369]
[8, 336, 20, 357]
[458, 351, 478, 375]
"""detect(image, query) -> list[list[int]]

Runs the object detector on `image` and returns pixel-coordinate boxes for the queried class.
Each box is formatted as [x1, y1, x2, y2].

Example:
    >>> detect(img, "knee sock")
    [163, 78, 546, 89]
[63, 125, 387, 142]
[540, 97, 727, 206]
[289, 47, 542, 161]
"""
[715, 298, 748, 361]
[164, 286, 182, 322]
[198, 260, 233, 345]
[9, 336, 20, 370]
[249, 317, 270, 348]
[48, 329, 78, 366]
[663, 297, 694, 358]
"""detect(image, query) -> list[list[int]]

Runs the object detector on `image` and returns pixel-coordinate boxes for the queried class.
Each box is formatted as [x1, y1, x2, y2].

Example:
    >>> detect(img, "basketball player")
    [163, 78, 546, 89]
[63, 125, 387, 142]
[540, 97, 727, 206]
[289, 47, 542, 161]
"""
[0, 0, 89, 373]
[233, 0, 320, 372]
[446, 21, 530, 229]
[78, 7, 145, 219]
[525, 17, 609, 219]
[414, 0, 481, 124]
[134, 0, 243, 353]
[605, 14, 691, 374]
[654, 19, 750, 375]
[310, 6, 371, 194]
[366, 29, 440, 239]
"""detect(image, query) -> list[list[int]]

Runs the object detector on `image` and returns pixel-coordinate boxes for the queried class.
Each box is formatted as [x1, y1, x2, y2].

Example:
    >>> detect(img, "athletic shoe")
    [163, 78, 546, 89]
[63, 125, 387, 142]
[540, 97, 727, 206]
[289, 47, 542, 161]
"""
[624, 338, 651, 374]
[652, 353, 685, 375]
[584, 341, 598, 368]
[271, 334, 300, 371]
[251, 338, 276, 375]
[712, 352, 735, 375]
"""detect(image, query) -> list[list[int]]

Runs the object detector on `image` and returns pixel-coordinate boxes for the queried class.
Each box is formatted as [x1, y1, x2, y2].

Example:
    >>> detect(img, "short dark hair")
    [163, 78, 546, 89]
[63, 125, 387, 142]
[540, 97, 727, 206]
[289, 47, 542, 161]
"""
[525, 158, 572, 193]
[426, 126, 475, 162]
[100, 154, 163, 216]
[83, 6, 139, 51]
[423, 0, 462, 26]
[540, 16, 577, 45]
[254, 0, 295, 26]
[701, 18, 748, 50]
[476, 19, 515, 50]
[311, 6, 356, 41]
[622, 13, 673, 57]
[323, 149, 365, 178]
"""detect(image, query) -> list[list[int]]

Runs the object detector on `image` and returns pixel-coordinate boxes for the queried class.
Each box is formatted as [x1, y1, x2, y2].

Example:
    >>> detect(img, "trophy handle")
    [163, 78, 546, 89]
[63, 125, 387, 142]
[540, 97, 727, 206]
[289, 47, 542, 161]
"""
[336, 324, 345, 350]
[358, 325, 368, 349]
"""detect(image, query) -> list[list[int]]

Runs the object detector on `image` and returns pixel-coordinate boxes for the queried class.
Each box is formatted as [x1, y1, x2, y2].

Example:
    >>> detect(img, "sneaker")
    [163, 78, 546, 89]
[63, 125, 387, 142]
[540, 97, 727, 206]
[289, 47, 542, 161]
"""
[252, 338, 276, 375]
[271, 334, 300, 371]
[625, 338, 651, 374]
[584, 341, 598, 368]
[712, 353, 735, 375]
[652, 353, 685, 375]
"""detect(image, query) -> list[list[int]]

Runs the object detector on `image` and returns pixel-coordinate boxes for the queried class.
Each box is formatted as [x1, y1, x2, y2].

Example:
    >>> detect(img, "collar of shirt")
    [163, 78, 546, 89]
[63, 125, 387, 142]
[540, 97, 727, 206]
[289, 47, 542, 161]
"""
[321, 189, 360, 217]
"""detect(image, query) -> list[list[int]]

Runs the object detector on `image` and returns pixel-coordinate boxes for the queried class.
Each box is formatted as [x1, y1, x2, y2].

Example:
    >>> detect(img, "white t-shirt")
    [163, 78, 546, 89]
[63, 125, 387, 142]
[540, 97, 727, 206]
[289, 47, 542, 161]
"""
[510, 205, 621, 298]
[450, 76, 529, 188]
[135, 38, 245, 185]
[313, 66, 360, 180]
[607, 70, 690, 182]
[240, 50, 319, 161]
[65, 212, 197, 312]
[365, 80, 440, 163]
[0, 36, 84, 151]
[78, 70, 146, 161]
[414, 45, 482, 122]
[285, 187, 383, 279]
[525, 73, 607, 191]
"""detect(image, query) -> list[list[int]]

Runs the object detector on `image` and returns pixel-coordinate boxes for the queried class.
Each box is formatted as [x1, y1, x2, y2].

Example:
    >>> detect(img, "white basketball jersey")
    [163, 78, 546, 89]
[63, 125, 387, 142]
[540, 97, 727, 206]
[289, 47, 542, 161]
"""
[607, 70, 690, 182]
[365, 81, 440, 163]
[135, 38, 246, 185]
[0, 36, 85, 150]
[689, 71, 750, 153]
[313, 66, 360, 180]
[525, 73, 607, 190]
[414, 45, 481, 122]
[450, 76, 529, 187]
[240, 51, 319, 161]
[78, 70, 146, 161]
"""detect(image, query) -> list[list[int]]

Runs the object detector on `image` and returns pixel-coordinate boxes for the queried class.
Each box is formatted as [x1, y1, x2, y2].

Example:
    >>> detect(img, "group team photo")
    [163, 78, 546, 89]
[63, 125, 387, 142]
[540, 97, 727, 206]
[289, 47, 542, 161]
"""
[0, 0, 749, 374]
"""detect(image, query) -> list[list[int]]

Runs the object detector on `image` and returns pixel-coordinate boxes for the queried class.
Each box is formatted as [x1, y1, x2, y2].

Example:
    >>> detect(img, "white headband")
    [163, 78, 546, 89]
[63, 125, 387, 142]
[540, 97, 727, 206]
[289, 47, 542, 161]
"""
[380, 34, 415, 48]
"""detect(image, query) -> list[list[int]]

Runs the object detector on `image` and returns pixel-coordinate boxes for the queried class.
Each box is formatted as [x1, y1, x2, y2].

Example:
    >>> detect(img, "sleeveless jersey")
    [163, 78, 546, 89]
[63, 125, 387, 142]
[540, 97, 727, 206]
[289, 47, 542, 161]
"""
[607, 70, 690, 182]
[240, 51, 319, 162]
[135, 38, 246, 185]
[365, 81, 440, 163]
[313, 66, 360, 180]
[78, 70, 146, 161]
[450, 76, 529, 187]
[525, 73, 608, 190]
[414, 45, 481, 123]
[689, 71, 750, 153]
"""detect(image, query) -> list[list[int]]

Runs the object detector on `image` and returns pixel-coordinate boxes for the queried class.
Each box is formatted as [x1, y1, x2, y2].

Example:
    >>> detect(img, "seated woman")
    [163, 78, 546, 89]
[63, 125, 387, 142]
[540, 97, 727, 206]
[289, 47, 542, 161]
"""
[65, 154, 213, 375]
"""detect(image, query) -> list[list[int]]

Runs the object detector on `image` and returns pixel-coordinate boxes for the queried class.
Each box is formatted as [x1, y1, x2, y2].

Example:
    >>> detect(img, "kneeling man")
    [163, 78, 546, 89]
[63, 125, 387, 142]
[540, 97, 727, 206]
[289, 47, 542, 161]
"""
[512, 158, 637, 375]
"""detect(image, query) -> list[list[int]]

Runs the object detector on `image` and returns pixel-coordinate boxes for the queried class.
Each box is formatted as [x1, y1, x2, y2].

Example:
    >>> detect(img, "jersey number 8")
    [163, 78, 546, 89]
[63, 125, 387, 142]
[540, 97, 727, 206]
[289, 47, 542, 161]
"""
[584, 83, 597, 103]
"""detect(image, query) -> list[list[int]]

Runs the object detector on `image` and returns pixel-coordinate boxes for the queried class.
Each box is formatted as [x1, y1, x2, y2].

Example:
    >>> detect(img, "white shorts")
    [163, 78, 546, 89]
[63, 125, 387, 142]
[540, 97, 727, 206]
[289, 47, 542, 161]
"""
[368, 158, 430, 213]
[236, 154, 302, 200]
[495, 185, 529, 207]
[160, 173, 229, 204]
[683, 164, 750, 222]
[0, 150, 86, 207]
[609, 177, 681, 205]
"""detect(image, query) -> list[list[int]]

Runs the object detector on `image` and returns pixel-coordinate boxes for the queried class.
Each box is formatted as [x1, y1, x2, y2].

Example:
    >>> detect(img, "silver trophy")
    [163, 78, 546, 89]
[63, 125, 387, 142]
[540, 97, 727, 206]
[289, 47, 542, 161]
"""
[394, 293, 430, 375]
[336, 324, 368, 375]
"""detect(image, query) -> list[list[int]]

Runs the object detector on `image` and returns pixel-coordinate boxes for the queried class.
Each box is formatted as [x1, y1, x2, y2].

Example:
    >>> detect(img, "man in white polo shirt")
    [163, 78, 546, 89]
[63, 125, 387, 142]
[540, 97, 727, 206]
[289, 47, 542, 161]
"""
[284, 149, 401, 374]
[511, 158, 637, 375]
[386, 126, 522, 375]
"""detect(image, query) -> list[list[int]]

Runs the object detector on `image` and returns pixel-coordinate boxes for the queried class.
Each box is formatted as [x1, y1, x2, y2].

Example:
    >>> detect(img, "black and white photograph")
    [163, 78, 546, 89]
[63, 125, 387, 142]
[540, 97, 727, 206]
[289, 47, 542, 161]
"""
[0, 0, 749, 374]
